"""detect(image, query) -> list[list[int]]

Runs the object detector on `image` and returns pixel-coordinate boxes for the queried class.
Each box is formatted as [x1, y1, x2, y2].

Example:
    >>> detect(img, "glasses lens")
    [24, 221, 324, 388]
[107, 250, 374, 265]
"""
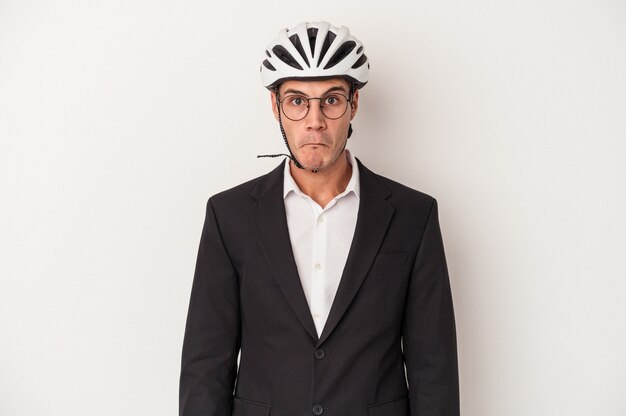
[320, 94, 349, 119]
[281, 95, 309, 121]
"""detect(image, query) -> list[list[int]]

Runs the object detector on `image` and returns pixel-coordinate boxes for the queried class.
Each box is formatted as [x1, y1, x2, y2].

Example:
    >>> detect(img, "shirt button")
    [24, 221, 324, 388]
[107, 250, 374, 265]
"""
[313, 313, 320, 319]
[314, 262, 321, 270]
[314, 348, 325, 359]
[312, 404, 324, 415]
[318, 216, 324, 223]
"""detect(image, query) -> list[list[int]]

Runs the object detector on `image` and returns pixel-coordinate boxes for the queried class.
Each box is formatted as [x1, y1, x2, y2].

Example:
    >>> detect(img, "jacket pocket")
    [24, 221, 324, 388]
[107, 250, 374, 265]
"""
[367, 395, 409, 416]
[231, 396, 271, 416]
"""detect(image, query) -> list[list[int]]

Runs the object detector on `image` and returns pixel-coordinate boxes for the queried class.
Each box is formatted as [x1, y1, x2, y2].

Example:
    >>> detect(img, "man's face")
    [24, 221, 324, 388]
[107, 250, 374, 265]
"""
[271, 78, 359, 173]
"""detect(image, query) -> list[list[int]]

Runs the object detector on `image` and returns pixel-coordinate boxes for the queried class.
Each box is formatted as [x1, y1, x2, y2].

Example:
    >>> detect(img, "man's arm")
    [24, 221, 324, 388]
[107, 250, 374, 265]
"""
[180, 198, 241, 416]
[402, 198, 460, 416]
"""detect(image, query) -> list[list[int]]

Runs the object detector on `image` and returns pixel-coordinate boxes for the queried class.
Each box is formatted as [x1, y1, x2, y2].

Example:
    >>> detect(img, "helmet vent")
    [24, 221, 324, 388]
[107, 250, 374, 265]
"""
[272, 45, 303, 70]
[307, 28, 318, 57]
[317, 30, 337, 66]
[289, 34, 310, 67]
[324, 40, 356, 69]
[351, 53, 367, 69]
[262, 59, 276, 71]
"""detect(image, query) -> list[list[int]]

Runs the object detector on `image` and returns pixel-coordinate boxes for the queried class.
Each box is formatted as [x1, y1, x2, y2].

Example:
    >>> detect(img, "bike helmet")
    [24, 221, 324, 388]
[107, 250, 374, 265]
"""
[260, 21, 369, 90]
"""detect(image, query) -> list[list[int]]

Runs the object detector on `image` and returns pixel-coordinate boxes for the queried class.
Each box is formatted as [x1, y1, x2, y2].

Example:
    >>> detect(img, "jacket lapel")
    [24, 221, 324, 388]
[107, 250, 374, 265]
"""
[248, 158, 395, 347]
[249, 160, 319, 342]
[316, 158, 394, 347]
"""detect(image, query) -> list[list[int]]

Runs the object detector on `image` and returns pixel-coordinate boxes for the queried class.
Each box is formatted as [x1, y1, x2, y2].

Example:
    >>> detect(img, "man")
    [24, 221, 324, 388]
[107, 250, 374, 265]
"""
[180, 21, 460, 416]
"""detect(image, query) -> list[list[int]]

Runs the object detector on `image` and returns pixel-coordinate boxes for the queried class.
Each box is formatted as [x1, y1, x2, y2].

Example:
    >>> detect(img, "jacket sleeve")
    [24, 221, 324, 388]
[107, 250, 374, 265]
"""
[180, 198, 241, 416]
[402, 198, 460, 416]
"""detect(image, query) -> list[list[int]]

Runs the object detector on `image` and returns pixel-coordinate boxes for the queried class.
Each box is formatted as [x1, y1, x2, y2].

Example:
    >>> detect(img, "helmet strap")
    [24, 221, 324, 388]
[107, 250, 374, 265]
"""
[257, 92, 305, 170]
[277, 111, 305, 169]
[347, 83, 356, 139]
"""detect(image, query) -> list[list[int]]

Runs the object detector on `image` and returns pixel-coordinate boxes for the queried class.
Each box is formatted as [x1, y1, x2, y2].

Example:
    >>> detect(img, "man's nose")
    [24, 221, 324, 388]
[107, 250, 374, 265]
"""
[305, 99, 326, 129]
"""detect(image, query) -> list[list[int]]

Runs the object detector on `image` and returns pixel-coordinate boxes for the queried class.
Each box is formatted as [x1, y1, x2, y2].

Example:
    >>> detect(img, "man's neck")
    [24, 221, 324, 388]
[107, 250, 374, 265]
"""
[289, 151, 352, 209]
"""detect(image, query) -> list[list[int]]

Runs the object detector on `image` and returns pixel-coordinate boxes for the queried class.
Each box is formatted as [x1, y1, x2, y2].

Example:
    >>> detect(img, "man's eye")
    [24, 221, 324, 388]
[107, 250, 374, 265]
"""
[324, 95, 339, 105]
[288, 97, 306, 106]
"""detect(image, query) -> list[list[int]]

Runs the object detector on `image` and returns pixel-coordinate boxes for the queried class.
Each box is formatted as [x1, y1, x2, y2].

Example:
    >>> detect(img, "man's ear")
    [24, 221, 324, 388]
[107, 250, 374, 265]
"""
[271, 91, 280, 121]
[350, 89, 359, 120]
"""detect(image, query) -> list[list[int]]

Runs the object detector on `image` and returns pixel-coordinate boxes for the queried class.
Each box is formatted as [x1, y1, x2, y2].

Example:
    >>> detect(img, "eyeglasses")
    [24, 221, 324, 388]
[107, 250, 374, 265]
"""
[277, 93, 351, 121]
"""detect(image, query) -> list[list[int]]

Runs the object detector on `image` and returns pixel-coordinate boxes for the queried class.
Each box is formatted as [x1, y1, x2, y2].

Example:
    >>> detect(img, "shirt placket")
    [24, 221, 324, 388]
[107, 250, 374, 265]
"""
[309, 202, 328, 335]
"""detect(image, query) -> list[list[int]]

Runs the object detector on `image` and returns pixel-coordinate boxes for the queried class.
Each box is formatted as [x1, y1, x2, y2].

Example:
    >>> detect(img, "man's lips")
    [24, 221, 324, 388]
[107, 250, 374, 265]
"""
[301, 143, 328, 147]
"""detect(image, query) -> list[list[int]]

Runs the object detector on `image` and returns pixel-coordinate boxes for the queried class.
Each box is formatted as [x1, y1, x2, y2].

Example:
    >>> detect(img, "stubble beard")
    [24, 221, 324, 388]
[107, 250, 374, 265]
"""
[298, 135, 347, 174]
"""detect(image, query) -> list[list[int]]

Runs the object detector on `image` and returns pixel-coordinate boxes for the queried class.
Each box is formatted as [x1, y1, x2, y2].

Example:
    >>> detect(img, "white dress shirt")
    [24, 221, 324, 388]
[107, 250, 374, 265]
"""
[283, 149, 360, 337]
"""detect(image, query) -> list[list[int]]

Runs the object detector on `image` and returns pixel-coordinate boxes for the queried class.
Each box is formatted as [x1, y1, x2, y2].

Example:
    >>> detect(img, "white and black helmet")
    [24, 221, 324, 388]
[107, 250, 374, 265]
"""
[260, 21, 369, 90]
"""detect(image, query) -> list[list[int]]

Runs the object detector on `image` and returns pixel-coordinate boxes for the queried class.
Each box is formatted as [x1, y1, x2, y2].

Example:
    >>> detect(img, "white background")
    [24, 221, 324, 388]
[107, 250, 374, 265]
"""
[1, 1, 625, 415]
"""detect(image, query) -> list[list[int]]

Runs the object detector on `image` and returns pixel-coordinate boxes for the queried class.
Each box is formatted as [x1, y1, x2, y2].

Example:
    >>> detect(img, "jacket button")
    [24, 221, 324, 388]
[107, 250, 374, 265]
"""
[314, 348, 325, 359]
[312, 404, 324, 415]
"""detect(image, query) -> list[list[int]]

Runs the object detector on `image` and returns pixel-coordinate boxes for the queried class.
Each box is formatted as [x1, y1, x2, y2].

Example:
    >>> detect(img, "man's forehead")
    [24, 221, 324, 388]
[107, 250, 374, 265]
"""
[278, 78, 350, 94]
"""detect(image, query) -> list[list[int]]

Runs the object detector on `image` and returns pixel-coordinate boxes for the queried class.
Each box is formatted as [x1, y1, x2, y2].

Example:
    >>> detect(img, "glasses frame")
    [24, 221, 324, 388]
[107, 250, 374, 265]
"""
[277, 92, 352, 121]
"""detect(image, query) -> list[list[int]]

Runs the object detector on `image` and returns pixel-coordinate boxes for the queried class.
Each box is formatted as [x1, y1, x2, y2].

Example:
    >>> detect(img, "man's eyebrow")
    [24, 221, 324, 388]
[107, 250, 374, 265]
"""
[282, 85, 348, 96]
[282, 89, 307, 95]
[323, 86, 349, 94]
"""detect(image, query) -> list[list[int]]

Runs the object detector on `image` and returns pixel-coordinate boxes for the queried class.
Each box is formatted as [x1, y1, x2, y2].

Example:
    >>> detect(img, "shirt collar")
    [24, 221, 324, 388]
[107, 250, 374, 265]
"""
[283, 149, 361, 200]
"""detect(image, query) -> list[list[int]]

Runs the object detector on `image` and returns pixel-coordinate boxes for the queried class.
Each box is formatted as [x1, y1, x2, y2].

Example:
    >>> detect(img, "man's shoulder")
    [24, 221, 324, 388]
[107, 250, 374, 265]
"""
[207, 161, 283, 207]
[358, 159, 437, 207]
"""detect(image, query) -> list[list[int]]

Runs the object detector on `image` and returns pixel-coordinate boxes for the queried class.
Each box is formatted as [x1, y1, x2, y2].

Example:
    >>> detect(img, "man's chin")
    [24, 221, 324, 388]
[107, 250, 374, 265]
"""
[302, 161, 326, 173]
[291, 156, 323, 172]
[295, 149, 345, 173]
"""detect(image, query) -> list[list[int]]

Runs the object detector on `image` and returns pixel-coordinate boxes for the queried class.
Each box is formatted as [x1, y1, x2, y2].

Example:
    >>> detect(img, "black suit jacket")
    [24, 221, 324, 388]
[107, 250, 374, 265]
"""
[180, 158, 460, 416]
